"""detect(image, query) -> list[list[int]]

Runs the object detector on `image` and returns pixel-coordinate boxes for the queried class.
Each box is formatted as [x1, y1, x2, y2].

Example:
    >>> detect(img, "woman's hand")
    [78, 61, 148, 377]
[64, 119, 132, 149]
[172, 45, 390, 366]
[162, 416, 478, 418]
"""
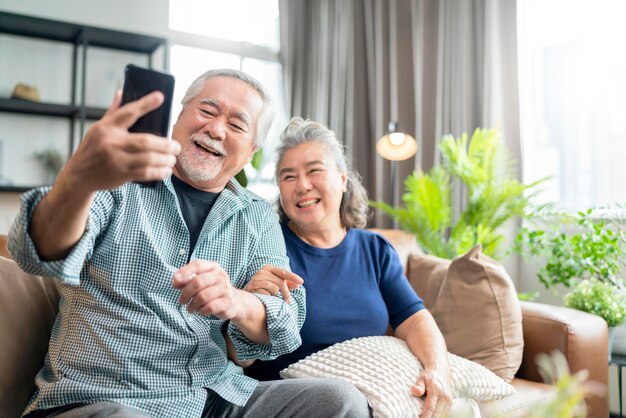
[244, 265, 304, 304]
[395, 310, 453, 417]
[411, 369, 453, 418]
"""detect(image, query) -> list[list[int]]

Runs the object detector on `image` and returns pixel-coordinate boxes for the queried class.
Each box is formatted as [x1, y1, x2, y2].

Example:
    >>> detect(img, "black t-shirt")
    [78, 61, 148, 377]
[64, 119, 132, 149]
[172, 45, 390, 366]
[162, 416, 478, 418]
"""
[171, 175, 220, 259]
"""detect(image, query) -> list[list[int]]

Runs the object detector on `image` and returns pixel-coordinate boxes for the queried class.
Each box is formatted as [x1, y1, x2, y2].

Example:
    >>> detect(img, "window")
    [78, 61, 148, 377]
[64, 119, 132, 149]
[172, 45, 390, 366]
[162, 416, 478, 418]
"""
[168, 0, 283, 200]
[169, 0, 280, 50]
[518, 0, 626, 210]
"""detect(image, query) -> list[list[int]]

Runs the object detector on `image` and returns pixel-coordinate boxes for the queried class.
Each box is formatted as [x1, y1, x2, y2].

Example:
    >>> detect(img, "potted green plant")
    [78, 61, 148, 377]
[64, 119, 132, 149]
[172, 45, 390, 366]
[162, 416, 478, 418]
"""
[513, 208, 626, 359]
[371, 128, 549, 259]
[565, 279, 626, 362]
[513, 208, 626, 289]
[564, 279, 626, 327]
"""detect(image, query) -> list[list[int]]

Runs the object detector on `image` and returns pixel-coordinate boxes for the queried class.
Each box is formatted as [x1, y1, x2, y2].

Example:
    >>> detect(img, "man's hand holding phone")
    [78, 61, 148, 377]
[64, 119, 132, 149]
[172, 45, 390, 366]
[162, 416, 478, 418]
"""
[29, 66, 178, 261]
[55, 65, 178, 195]
[56, 89, 180, 196]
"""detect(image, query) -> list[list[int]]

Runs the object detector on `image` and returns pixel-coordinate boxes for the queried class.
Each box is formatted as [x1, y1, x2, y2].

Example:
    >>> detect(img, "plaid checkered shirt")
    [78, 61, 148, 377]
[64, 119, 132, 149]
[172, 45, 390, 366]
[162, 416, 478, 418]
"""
[8, 176, 305, 418]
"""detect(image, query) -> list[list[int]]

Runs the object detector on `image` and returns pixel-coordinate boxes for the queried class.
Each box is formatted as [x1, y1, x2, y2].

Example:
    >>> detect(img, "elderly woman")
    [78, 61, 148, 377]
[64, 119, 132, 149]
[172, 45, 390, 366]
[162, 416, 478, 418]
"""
[244, 117, 452, 417]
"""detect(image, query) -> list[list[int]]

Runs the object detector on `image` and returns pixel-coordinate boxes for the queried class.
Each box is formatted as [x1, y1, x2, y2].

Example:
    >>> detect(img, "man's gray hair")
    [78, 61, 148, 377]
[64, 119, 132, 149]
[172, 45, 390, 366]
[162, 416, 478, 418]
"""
[275, 117, 370, 228]
[181, 69, 274, 147]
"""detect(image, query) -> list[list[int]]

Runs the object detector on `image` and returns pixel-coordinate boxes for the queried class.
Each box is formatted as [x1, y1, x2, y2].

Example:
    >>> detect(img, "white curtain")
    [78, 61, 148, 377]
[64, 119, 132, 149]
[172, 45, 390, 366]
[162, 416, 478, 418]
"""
[279, 0, 520, 234]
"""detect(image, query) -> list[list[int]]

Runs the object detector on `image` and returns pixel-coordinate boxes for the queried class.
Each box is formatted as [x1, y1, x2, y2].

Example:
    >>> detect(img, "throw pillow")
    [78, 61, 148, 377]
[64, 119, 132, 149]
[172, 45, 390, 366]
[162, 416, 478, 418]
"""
[0, 256, 59, 418]
[408, 244, 523, 382]
[280, 336, 514, 418]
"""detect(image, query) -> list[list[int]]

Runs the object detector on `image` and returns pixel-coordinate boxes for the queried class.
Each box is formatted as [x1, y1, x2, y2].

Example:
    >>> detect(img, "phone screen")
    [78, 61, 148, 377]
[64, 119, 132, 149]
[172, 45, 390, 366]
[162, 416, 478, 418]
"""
[121, 64, 175, 137]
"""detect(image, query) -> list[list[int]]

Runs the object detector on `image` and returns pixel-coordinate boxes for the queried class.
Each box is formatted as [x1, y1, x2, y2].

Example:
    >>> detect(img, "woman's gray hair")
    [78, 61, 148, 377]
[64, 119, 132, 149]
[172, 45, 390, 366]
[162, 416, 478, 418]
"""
[180, 69, 274, 147]
[275, 117, 370, 229]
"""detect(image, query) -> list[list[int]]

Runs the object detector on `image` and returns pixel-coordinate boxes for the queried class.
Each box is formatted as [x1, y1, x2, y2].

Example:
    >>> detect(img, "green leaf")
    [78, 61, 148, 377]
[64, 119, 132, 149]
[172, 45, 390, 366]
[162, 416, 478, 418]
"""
[234, 149, 264, 188]
[370, 127, 550, 259]
[250, 148, 263, 170]
[234, 169, 247, 187]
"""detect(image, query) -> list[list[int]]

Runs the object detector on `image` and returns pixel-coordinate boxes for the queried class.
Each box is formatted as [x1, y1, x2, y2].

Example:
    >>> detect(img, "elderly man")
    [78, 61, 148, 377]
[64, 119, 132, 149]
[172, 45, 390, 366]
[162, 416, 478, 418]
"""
[9, 69, 370, 418]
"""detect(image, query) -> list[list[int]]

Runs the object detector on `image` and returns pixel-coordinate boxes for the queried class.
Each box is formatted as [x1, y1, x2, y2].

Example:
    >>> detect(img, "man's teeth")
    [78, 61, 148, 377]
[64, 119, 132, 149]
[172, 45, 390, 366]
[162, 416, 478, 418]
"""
[196, 142, 221, 156]
[298, 199, 319, 208]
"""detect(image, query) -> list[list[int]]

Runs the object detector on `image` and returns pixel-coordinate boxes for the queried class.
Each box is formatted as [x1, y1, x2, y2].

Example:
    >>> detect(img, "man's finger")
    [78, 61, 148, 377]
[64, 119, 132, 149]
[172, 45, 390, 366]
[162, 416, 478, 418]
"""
[122, 134, 181, 155]
[187, 282, 225, 313]
[179, 272, 224, 306]
[109, 91, 164, 130]
[103, 90, 123, 117]
[173, 260, 219, 289]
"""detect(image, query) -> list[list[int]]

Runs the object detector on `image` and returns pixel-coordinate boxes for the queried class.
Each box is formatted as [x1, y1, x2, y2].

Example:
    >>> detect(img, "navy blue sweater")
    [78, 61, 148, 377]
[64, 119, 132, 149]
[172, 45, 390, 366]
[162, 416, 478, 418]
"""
[245, 224, 424, 381]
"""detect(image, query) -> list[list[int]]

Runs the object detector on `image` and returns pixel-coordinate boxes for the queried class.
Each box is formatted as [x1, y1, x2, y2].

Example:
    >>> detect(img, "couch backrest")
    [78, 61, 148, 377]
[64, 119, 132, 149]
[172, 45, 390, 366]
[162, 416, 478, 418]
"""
[0, 234, 9, 258]
[368, 228, 422, 273]
[0, 236, 60, 418]
[373, 230, 524, 383]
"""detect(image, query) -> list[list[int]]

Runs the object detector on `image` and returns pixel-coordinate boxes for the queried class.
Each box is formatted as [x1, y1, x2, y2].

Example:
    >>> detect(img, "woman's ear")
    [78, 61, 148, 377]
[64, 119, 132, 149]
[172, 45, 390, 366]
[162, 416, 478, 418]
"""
[341, 172, 348, 193]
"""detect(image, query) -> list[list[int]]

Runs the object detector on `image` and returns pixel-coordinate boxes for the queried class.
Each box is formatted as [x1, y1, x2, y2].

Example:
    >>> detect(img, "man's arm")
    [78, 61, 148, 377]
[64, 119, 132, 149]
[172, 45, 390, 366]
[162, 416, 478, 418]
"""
[173, 260, 271, 341]
[221, 266, 303, 367]
[395, 309, 453, 418]
[29, 90, 179, 260]
[173, 262, 303, 345]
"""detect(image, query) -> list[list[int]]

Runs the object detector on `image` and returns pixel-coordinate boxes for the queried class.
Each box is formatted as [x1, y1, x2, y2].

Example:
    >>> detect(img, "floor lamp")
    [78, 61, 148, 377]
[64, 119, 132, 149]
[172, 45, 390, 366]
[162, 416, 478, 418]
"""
[375, 1, 418, 222]
[376, 121, 418, 211]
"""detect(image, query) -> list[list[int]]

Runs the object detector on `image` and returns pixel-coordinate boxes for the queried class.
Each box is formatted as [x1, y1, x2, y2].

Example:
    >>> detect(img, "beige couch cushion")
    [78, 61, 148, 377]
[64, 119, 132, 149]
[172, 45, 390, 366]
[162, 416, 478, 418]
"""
[0, 255, 59, 418]
[408, 245, 523, 383]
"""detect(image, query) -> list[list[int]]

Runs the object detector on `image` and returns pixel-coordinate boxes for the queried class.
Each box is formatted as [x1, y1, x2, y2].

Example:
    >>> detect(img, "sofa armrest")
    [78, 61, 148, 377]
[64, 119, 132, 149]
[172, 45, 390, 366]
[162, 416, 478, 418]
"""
[518, 301, 608, 418]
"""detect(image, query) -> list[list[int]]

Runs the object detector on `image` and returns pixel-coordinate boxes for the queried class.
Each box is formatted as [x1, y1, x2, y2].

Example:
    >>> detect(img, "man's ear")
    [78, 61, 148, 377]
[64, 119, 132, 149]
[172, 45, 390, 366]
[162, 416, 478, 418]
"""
[247, 146, 258, 164]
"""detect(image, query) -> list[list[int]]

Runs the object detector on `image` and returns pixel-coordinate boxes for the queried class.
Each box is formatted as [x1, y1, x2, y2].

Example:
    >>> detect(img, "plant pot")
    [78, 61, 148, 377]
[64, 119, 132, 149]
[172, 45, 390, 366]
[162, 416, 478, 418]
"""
[609, 327, 617, 362]
[612, 322, 626, 357]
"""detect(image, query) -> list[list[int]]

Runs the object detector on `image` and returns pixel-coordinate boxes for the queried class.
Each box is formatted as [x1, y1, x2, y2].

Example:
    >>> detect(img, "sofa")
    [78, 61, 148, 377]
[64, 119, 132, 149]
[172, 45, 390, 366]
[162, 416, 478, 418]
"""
[371, 229, 609, 418]
[0, 231, 609, 418]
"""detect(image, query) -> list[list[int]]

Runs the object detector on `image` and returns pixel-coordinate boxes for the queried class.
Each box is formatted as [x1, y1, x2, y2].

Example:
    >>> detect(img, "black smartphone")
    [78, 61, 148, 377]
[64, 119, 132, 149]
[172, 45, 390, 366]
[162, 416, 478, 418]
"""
[121, 64, 175, 187]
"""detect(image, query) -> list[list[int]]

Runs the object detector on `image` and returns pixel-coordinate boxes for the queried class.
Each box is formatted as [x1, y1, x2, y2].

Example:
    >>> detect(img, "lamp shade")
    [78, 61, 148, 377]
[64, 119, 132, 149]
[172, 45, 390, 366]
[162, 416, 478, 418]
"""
[376, 132, 418, 161]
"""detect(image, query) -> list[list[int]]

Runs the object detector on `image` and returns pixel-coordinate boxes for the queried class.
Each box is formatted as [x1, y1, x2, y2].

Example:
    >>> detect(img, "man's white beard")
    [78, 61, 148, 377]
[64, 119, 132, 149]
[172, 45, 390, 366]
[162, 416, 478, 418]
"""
[178, 144, 224, 183]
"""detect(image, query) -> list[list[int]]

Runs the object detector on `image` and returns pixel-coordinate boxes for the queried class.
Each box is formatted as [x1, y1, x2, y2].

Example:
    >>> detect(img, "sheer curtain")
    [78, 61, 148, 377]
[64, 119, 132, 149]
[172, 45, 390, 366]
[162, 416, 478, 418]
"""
[279, 0, 520, 237]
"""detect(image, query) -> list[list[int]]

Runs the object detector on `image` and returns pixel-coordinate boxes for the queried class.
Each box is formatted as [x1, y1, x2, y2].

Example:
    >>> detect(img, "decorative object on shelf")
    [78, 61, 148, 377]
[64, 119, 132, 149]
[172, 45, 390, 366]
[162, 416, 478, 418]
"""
[33, 149, 64, 184]
[10, 83, 41, 102]
[0, 11, 167, 191]
[371, 128, 550, 259]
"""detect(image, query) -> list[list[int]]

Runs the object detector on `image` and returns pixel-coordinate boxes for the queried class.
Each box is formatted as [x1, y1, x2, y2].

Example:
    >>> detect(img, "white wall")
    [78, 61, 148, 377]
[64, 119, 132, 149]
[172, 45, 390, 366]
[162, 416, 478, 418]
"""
[0, 0, 170, 233]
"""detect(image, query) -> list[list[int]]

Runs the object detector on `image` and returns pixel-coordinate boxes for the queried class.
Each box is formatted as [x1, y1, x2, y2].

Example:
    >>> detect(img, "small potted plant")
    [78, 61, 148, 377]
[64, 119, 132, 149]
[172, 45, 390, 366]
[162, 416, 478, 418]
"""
[513, 207, 626, 359]
[565, 278, 626, 361]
